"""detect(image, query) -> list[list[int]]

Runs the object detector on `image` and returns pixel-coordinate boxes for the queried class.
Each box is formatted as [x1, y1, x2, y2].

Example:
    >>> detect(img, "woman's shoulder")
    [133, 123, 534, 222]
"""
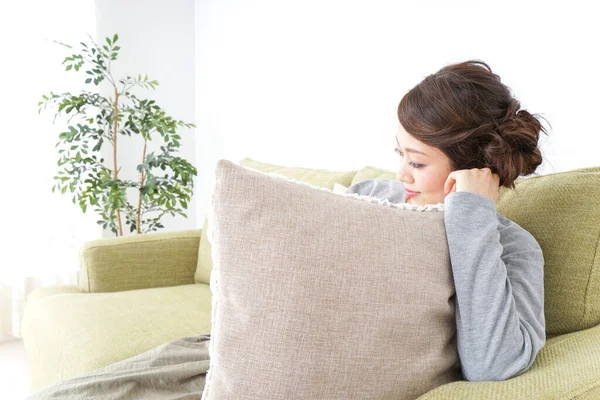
[344, 179, 406, 204]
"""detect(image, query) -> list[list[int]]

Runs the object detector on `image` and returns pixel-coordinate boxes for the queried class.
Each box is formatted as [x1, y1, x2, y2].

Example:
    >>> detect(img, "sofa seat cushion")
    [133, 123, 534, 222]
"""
[418, 323, 600, 399]
[22, 283, 212, 392]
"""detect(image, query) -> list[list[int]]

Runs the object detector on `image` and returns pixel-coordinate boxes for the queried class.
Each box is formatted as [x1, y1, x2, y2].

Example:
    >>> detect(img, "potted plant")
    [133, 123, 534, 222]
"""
[39, 34, 197, 236]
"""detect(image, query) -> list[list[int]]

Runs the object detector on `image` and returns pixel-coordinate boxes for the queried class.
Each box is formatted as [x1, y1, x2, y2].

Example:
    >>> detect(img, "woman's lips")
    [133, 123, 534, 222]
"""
[404, 189, 420, 198]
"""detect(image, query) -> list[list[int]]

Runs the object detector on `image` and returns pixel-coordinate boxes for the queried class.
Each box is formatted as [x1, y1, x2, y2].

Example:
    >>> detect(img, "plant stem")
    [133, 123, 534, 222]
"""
[113, 87, 123, 236]
[137, 139, 147, 234]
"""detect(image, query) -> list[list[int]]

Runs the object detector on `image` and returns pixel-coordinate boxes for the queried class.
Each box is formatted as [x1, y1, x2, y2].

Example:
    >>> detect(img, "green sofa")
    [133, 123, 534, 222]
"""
[22, 158, 600, 399]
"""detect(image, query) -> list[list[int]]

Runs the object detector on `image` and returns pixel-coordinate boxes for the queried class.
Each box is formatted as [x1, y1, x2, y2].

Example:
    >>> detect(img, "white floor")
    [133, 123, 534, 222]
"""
[0, 339, 31, 399]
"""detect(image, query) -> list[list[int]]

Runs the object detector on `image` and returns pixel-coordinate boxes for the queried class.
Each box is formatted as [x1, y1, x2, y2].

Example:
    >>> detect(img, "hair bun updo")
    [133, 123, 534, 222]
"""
[398, 60, 550, 190]
[491, 98, 546, 182]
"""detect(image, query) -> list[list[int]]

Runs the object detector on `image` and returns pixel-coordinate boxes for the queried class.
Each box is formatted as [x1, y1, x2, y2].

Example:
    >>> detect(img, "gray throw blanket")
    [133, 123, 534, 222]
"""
[26, 334, 211, 400]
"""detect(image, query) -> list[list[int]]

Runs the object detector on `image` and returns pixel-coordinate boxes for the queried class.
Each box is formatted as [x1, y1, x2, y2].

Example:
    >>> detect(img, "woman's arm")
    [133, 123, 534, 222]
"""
[444, 191, 546, 381]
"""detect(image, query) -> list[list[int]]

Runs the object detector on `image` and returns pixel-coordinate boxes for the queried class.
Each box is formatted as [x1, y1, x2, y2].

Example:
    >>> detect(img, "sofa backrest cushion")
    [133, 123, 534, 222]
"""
[350, 165, 396, 184]
[495, 166, 600, 336]
[202, 159, 461, 399]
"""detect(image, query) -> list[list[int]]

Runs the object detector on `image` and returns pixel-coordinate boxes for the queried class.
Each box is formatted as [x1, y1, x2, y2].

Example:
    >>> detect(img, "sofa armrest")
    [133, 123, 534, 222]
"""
[417, 323, 600, 399]
[78, 229, 201, 293]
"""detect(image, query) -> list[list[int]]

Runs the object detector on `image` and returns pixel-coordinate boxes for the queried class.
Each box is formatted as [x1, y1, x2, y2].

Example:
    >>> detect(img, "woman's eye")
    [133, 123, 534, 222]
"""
[393, 148, 424, 169]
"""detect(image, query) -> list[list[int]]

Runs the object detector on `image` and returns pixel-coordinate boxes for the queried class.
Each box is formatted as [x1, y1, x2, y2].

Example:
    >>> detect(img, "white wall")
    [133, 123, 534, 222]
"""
[195, 0, 600, 225]
[95, 0, 196, 237]
[2, 0, 100, 275]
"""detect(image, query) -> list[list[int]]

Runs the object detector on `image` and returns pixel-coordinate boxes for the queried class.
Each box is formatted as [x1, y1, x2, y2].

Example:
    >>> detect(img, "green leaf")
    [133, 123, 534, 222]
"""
[93, 140, 103, 152]
[113, 34, 119, 43]
[65, 65, 73, 71]
[85, 78, 92, 84]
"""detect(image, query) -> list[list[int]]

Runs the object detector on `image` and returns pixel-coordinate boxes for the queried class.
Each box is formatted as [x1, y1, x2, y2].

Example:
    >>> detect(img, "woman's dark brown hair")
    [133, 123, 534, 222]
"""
[397, 59, 549, 190]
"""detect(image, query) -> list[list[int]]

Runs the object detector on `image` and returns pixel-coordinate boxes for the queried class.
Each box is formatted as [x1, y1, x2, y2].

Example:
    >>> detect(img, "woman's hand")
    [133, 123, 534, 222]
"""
[444, 168, 501, 203]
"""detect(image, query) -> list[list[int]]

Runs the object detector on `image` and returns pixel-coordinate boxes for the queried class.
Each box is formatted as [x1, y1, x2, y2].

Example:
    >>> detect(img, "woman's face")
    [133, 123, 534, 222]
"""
[395, 123, 454, 206]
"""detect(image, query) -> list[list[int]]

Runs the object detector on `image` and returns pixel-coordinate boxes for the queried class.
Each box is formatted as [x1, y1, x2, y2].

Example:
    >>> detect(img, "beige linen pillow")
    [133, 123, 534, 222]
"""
[203, 159, 461, 400]
[195, 158, 358, 285]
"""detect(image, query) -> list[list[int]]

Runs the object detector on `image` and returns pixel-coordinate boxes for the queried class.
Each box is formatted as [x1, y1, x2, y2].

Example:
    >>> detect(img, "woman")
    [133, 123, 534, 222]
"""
[344, 59, 548, 382]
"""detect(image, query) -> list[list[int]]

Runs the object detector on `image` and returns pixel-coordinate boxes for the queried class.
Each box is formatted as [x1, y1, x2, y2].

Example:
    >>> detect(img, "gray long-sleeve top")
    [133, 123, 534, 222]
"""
[343, 179, 546, 382]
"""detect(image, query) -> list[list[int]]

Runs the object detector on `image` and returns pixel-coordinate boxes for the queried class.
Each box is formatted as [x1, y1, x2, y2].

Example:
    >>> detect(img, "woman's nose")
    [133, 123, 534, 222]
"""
[396, 164, 413, 183]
